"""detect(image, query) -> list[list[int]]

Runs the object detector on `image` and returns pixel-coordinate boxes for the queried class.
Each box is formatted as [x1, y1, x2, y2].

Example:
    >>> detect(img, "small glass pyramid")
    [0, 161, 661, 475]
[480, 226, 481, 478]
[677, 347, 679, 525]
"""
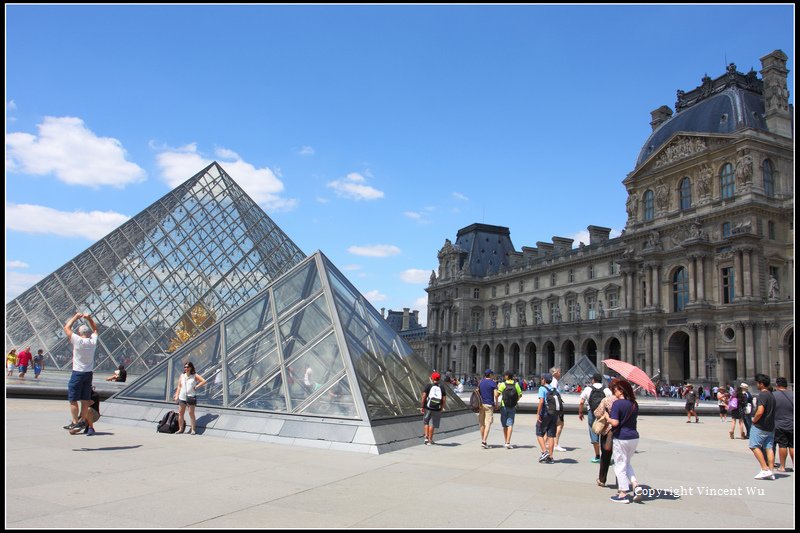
[118, 252, 467, 422]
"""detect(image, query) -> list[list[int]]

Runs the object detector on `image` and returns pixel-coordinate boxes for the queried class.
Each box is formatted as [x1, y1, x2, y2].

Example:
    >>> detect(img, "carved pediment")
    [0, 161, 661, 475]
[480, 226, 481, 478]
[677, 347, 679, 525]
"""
[652, 135, 707, 169]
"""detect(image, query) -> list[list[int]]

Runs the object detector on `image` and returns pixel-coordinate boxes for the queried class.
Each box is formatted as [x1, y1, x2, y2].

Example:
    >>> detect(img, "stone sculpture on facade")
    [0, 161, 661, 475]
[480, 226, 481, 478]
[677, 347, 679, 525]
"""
[735, 150, 754, 186]
[598, 300, 605, 319]
[574, 302, 581, 321]
[769, 276, 780, 300]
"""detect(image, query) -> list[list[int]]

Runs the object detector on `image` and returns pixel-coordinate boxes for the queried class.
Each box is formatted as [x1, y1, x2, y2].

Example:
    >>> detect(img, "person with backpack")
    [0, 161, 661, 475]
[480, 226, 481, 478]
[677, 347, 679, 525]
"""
[536, 372, 562, 464]
[477, 369, 498, 449]
[420, 372, 447, 445]
[497, 371, 523, 449]
[578, 373, 612, 463]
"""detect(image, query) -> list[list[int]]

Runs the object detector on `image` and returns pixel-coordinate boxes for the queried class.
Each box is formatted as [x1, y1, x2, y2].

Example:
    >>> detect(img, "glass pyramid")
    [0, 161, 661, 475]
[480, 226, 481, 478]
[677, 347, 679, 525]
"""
[118, 252, 467, 421]
[559, 355, 601, 390]
[5, 162, 305, 375]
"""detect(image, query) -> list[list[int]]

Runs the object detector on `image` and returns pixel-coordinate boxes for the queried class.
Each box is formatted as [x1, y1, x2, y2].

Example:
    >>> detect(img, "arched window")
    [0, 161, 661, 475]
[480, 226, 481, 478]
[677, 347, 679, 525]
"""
[763, 159, 775, 197]
[644, 190, 654, 220]
[679, 177, 692, 210]
[720, 163, 735, 199]
[673, 267, 689, 312]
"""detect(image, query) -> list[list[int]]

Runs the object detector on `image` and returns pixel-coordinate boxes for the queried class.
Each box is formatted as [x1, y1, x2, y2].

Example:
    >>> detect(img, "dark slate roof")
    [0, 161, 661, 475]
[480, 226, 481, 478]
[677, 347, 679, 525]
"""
[454, 224, 517, 278]
[385, 310, 422, 332]
[636, 67, 767, 168]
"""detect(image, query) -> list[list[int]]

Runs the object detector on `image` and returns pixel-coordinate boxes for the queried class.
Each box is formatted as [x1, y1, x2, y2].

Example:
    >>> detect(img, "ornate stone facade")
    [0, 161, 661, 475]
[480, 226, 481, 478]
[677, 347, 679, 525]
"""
[425, 50, 794, 387]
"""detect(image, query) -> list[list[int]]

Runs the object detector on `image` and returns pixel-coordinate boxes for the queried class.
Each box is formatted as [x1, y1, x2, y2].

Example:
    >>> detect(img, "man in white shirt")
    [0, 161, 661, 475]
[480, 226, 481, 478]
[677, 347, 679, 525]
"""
[550, 367, 567, 452]
[578, 373, 613, 462]
[63, 312, 99, 434]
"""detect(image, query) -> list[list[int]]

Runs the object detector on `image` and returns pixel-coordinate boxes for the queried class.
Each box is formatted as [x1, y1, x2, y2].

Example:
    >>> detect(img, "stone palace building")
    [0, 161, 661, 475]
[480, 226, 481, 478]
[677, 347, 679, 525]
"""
[424, 50, 794, 387]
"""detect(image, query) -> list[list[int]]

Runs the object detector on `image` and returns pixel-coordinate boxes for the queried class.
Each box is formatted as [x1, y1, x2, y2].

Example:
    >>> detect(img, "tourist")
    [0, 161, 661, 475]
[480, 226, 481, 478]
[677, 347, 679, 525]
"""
[606, 379, 643, 503]
[497, 371, 522, 449]
[173, 361, 207, 435]
[772, 377, 794, 473]
[578, 373, 612, 463]
[749, 374, 776, 480]
[420, 372, 446, 445]
[477, 369, 497, 449]
[62, 313, 99, 434]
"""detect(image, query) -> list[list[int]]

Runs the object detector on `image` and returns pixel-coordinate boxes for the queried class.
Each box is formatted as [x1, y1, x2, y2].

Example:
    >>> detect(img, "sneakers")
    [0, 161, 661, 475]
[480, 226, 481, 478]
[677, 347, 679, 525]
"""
[554, 445, 567, 452]
[538, 452, 549, 463]
[590, 457, 601, 464]
[424, 439, 430, 445]
[544, 455, 554, 464]
[190, 430, 197, 435]
[86, 428, 96, 436]
[481, 442, 488, 449]
[504, 443, 513, 449]
[610, 494, 630, 504]
[755, 470, 775, 480]
[64, 420, 87, 432]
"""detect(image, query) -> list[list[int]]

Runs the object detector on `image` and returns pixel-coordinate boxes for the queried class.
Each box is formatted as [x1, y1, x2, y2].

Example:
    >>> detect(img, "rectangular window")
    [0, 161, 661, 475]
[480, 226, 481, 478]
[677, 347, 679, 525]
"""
[768, 220, 776, 240]
[608, 291, 618, 309]
[568, 300, 576, 321]
[610, 261, 617, 275]
[504, 284, 509, 296]
[550, 301, 558, 321]
[551, 273, 557, 287]
[473, 288, 480, 299]
[722, 222, 731, 238]
[534, 276, 539, 290]
[491, 286, 497, 298]
[568, 269, 574, 283]
[722, 267, 735, 304]
[519, 280, 524, 293]
[587, 296, 596, 319]
[588, 265, 594, 280]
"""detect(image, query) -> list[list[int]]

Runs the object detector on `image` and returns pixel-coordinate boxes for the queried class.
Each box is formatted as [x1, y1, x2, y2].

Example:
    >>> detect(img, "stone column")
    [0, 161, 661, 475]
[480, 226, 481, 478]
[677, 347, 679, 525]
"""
[759, 322, 769, 376]
[742, 249, 752, 298]
[627, 330, 635, 365]
[768, 322, 780, 378]
[734, 251, 743, 301]
[627, 272, 635, 309]
[697, 255, 706, 301]
[653, 328, 661, 380]
[697, 324, 707, 379]
[654, 265, 661, 309]
[644, 329, 653, 376]
[688, 256, 697, 303]
[745, 321, 756, 378]
[645, 267, 652, 308]
[689, 324, 698, 380]
[735, 322, 746, 381]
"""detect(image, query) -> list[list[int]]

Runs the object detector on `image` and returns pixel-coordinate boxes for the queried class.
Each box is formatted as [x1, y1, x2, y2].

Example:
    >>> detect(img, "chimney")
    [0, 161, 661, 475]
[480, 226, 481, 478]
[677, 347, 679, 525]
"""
[412, 310, 419, 325]
[760, 50, 792, 138]
[552, 237, 574, 254]
[536, 242, 554, 256]
[587, 225, 612, 245]
[402, 308, 410, 331]
[381, 307, 385, 318]
[650, 105, 673, 131]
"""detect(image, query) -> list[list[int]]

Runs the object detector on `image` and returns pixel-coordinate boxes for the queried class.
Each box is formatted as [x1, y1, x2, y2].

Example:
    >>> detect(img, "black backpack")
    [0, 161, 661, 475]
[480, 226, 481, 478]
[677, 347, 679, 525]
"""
[545, 387, 563, 415]
[157, 410, 179, 433]
[502, 382, 519, 409]
[588, 386, 606, 412]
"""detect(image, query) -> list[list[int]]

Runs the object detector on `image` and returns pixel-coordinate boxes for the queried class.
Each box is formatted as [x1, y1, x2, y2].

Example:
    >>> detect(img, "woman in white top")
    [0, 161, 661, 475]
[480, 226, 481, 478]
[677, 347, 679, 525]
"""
[173, 361, 207, 435]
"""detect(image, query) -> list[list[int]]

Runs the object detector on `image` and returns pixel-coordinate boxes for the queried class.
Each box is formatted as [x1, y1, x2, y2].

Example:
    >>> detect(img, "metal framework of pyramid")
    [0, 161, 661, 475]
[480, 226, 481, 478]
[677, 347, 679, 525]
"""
[105, 252, 473, 453]
[558, 355, 601, 389]
[5, 163, 305, 375]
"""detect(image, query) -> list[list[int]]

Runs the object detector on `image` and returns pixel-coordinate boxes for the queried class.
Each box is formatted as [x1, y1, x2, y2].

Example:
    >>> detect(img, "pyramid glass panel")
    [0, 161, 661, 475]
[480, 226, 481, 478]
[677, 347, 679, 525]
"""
[298, 375, 358, 418]
[278, 296, 331, 361]
[238, 370, 288, 412]
[285, 332, 345, 411]
[5, 162, 305, 372]
[559, 355, 601, 388]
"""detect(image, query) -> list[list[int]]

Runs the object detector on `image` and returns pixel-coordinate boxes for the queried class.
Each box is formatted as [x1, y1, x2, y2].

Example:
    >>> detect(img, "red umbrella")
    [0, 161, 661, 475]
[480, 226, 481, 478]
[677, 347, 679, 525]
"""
[602, 359, 657, 397]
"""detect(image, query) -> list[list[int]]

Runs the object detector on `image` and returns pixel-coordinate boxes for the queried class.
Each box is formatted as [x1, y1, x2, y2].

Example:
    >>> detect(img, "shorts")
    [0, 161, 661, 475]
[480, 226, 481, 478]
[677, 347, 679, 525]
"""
[536, 414, 557, 438]
[423, 408, 442, 428]
[478, 404, 494, 428]
[587, 411, 600, 444]
[67, 371, 93, 402]
[685, 402, 695, 412]
[500, 406, 516, 428]
[775, 428, 793, 449]
[18, 365, 28, 374]
[34, 364, 42, 375]
[749, 426, 775, 451]
[729, 409, 741, 420]
[719, 405, 727, 414]
[7, 363, 14, 372]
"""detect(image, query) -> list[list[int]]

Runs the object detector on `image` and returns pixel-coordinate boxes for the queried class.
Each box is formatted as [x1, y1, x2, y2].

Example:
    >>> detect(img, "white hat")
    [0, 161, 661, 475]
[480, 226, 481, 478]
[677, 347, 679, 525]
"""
[740, 382, 749, 389]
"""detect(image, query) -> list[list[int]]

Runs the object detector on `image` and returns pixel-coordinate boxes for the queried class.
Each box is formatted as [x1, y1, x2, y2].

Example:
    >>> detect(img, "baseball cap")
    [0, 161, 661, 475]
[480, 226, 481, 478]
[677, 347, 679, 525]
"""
[542, 373, 553, 383]
[484, 369, 494, 376]
[431, 372, 441, 381]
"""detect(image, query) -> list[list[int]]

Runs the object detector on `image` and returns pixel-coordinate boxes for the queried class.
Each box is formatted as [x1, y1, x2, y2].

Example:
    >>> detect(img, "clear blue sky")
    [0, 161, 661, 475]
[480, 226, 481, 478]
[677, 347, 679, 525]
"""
[5, 5, 795, 325]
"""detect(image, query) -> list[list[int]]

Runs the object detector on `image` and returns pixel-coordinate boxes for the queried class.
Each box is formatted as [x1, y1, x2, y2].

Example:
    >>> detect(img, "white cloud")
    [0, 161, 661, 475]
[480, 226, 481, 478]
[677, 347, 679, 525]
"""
[7, 100, 17, 111]
[404, 211, 422, 220]
[298, 145, 315, 156]
[327, 172, 384, 201]
[414, 296, 428, 326]
[570, 230, 590, 248]
[363, 290, 387, 304]
[5, 271, 44, 303]
[452, 192, 469, 201]
[156, 144, 298, 212]
[315, 197, 330, 204]
[400, 268, 430, 284]
[6, 203, 130, 240]
[347, 244, 401, 258]
[7, 260, 29, 269]
[6, 116, 146, 187]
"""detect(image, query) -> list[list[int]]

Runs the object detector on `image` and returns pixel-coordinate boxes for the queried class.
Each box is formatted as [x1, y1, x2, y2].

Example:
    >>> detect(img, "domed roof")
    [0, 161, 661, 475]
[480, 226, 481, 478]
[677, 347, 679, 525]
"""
[636, 65, 767, 168]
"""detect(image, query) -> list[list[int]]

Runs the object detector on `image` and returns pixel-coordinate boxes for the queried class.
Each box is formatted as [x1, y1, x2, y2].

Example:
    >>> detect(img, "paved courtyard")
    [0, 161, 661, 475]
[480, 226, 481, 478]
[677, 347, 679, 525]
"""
[5, 396, 794, 529]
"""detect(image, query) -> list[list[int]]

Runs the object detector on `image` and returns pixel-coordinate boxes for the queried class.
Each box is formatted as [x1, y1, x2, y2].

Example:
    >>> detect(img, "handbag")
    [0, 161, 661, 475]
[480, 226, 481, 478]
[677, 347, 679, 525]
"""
[591, 417, 608, 435]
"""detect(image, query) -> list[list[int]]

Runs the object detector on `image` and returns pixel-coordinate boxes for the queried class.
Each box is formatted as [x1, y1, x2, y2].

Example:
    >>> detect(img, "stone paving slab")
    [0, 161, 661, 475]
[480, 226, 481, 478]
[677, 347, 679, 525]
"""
[4, 397, 794, 529]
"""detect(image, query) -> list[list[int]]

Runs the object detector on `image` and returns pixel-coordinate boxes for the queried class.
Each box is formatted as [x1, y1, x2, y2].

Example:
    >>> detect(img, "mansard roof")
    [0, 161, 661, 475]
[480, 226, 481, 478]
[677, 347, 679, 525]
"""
[636, 64, 767, 169]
